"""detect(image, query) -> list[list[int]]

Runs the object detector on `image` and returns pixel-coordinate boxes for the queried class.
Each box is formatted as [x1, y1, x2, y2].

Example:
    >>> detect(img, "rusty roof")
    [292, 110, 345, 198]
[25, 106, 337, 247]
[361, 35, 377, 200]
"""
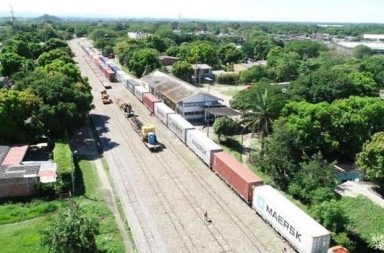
[1, 144, 29, 166]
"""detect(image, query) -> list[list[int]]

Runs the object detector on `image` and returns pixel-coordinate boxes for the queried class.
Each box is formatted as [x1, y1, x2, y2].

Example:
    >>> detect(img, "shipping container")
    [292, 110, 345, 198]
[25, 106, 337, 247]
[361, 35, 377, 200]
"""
[252, 185, 331, 253]
[212, 152, 263, 203]
[167, 114, 195, 143]
[143, 93, 160, 113]
[105, 68, 115, 82]
[121, 74, 129, 88]
[116, 70, 125, 82]
[154, 102, 175, 124]
[134, 86, 149, 102]
[127, 79, 139, 93]
[186, 130, 222, 166]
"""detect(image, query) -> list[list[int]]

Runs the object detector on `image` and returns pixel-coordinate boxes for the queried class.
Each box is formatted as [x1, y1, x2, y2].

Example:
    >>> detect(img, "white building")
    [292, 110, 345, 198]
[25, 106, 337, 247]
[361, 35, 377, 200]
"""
[141, 71, 222, 121]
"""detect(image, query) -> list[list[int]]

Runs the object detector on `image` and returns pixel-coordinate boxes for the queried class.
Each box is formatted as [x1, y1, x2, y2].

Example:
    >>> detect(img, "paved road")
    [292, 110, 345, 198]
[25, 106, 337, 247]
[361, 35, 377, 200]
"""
[69, 38, 294, 253]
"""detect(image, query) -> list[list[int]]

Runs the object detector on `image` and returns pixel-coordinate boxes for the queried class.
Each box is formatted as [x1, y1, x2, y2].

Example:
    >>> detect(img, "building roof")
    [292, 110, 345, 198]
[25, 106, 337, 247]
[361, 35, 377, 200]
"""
[363, 34, 384, 40]
[0, 164, 40, 179]
[0, 145, 10, 165]
[142, 70, 215, 103]
[1, 144, 29, 166]
[205, 106, 240, 117]
[337, 41, 384, 51]
[191, 64, 212, 70]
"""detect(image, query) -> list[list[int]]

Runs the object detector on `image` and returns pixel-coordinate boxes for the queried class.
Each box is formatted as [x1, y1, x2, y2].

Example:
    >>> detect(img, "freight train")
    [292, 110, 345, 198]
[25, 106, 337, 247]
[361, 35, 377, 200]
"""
[79, 41, 332, 253]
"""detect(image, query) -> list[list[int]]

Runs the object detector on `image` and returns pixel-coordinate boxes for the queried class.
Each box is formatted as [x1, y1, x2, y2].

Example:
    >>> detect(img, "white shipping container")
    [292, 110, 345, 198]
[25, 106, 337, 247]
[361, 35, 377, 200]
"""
[167, 114, 195, 143]
[252, 185, 331, 253]
[134, 86, 149, 102]
[116, 70, 125, 82]
[127, 79, 139, 92]
[154, 102, 175, 124]
[186, 130, 222, 166]
[121, 74, 129, 88]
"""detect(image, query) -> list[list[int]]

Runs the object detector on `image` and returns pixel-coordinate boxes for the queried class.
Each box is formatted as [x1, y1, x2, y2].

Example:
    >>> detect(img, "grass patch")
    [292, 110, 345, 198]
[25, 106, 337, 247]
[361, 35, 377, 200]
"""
[0, 217, 49, 253]
[220, 137, 242, 161]
[0, 200, 61, 225]
[221, 88, 239, 97]
[53, 138, 73, 175]
[75, 159, 125, 253]
[339, 196, 384, 247]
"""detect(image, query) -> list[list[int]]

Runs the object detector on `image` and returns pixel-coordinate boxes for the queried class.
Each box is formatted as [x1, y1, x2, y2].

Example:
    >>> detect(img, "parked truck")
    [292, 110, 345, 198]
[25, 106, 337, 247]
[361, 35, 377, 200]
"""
[129, 116, 162, 152]
[100, 90, 112, 104]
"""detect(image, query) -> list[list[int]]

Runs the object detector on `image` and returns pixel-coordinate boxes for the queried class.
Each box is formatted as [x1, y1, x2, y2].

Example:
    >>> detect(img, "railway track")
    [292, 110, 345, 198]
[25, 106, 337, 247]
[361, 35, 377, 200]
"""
[73, 40, 290, 253]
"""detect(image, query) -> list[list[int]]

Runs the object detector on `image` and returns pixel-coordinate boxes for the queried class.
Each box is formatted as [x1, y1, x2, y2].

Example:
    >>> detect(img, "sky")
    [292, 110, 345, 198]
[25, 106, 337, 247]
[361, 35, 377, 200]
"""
[0, 0, 384, 23]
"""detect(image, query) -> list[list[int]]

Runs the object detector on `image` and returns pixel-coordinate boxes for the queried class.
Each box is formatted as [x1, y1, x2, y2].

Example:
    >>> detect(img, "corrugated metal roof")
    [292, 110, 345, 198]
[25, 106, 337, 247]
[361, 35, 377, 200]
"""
[191, 64, 212, 70]
[0, 164, 40, 179]
[205, 106, 240, 117]
[1, 144, 29, 166]
[141, 71, 198, 103]
[0, 145, 10, 165]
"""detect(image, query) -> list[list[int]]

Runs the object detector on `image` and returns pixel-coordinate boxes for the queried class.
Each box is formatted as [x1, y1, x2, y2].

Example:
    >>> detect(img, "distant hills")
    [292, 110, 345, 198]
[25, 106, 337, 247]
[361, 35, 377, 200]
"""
[34, 14, 62, 23]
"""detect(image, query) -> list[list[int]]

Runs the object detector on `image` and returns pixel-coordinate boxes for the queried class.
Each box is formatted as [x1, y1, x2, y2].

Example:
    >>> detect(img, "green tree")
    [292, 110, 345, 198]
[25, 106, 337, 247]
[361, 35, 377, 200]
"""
[44, 38, 68, 52]
[40, 203, 99, 253]
[353, 45, 373, 59]
[289, 67, 378, 103]
[142, 35, 168, 52]
[267, 49, 301, 82]
[310, 200, 348, 233]
[172, 60, 194, 82]
[102, 45, 114, 57]
[288, 153, 337, 204]
[285, 40, 326, 59]
[166, 45, 180, 57]
[37, 48, 73, 66]
[256, 123, 300, 189]
[239, 65, 268, 84]
[0, 90, 41, 142]
[42, 59, 83, 82]
[218, 44, 244, 65]
[186, 41, 219, 67]
[16, 71, 93, 136]
[359, 56, 384, 87]
[88, 28, 118, 49]
[128, 48, 161, 77]
[356, 132, 384, 189]
[240, 89, 274, 146]
[242, 36, 281, 60]
[0, 52, 26, 76]
[213, 117, 238, 142]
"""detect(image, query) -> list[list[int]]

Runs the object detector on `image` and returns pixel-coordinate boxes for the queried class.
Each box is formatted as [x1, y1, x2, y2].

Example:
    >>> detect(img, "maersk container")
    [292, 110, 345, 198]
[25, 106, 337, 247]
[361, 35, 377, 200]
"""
[186, 130, 222, 166]
[167, 114, 195, 143]
[154, 102, 175, 125]
[212, 152, 263, 203]
[143, 93, 160, 113]
[134, 86, 149, 102]
[252, 185, 331, 253]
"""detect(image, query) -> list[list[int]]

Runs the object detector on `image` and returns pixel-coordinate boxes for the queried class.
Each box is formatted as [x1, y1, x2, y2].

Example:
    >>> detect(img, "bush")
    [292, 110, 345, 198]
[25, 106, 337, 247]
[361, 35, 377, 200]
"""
[39, 137, 73, 196]
[217, 73, 239, 85]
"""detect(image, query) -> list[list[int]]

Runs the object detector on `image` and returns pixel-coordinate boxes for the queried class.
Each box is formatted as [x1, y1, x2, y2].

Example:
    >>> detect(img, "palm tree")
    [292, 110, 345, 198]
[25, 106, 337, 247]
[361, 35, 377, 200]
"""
[240, 89, 273, 150]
